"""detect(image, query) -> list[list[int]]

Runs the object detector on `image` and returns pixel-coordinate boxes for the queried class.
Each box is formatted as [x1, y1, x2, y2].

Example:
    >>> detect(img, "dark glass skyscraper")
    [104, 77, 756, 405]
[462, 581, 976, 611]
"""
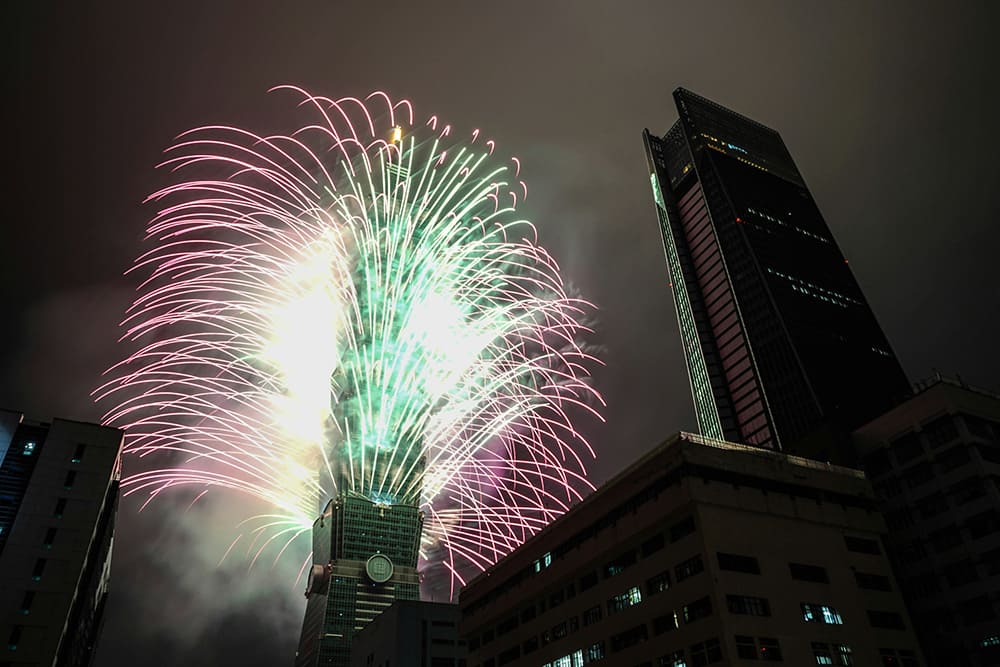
[643, 88, 910, 462]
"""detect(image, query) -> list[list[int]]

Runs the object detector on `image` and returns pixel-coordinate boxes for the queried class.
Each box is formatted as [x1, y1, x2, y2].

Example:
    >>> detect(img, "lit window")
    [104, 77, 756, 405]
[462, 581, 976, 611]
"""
[802, 602, 843, 624]
[31, 558, 46, 582]
[608, 587, 642, 614]
[22, 442, 36, 456]
[72, 443, 86, 463]
[812, 642, 833, 665]
[835, 644, 854, 666]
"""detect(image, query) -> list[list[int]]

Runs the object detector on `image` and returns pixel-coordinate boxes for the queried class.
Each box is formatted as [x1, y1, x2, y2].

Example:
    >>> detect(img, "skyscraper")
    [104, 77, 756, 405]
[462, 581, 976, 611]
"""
[294, 254, 426, 667]
[643, 88, 910, 462]
[0, 410, 123, 667]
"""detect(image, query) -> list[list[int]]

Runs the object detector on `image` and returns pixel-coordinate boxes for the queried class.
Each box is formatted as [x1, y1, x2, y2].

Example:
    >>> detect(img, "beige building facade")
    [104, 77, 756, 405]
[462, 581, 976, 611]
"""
[459, 433, 924, 667]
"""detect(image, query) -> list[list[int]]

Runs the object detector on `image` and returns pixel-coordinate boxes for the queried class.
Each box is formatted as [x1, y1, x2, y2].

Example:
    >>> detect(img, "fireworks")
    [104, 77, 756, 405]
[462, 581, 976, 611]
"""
[98, 87, 603, 592]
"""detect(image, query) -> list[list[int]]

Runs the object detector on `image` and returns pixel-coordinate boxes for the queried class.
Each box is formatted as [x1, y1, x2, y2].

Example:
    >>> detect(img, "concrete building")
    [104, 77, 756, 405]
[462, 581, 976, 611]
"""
[350, 600, 465, 667]
[854, 376, 1000, 666]
[0, 410, 123, 667]
[459, 432, 924, 666]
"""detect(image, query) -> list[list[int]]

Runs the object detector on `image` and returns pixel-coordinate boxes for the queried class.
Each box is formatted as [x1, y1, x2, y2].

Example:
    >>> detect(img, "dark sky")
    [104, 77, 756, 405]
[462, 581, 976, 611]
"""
[6, 2, 1000, 665]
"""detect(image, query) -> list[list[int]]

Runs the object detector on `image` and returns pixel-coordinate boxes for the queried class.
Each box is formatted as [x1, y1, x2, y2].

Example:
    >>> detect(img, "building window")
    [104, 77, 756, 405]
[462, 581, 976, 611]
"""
[552, 622, 567, 640]
[936, 445, 971, 472]
[903, 463, 933, 489]
[605, 549, 637, 578]
[43, 527, 56, 549]
[64, 471, 77, 490]
[72, 443, 86, 463]
[867, 610, 906, 630]
[735, 635, 757, 660]
[653, 612, 679, 636]
[916, 493, 949, 519]
[801, 603, 843, 625]
[690, 638, 722, 666]
[550, 589, 565, 608]
[610, 624, 648, 653]
[670, 516, 696, 541]
[533, 551, 553, 573]
[675, 554, 704, 581]
[815, 642, 854, 666]
[812, 642, 833, 665]
[642, 533, 665, 557]
[608, 587, 642, 615]
[717, 552, 760, 574]
[923, 415, 959, 448]
[20, 592, 34, 615]
[855, 571, 892, 591]
[789, 562, 828, 583]
[520, 605, 536, 623]
[944, 560, 981, 588]
[890, 433, 924, 463]
[928, 524, 962, 554]
[682, 596, 712, 624]
[735, 636, 781, 661]
[522, 637, 538, 655]
[967, 509, 1000, 540]
[727, 594, 771, 616]
[22, 442, 36, 456]
[647, 570, 671, 596]
[963, 414, 996, 439]
[879, 648, 918, 667]
[497, 645, 520, 666]
[659, 650, 685, 667]
[8, 625, 22, 651]
[583, 605, 602, 626]
[586, 641, 605, 662]
[844, 536, 880, 555]
[579, 571, 598, 591]
[31, 558, 46, 582]
[758, 638, 782, 662]
[959, 595, 997, 625]
[497, 615, 518, 636]
[54, 498, 67, 518]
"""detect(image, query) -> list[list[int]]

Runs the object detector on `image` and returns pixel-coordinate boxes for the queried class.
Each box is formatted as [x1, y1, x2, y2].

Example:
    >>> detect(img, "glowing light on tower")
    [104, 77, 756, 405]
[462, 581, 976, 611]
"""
[98, 87, 604, 594]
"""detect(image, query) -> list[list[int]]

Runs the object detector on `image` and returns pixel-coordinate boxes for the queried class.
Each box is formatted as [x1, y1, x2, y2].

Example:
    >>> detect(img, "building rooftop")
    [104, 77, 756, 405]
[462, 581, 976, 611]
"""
[461, 431, 870, 606]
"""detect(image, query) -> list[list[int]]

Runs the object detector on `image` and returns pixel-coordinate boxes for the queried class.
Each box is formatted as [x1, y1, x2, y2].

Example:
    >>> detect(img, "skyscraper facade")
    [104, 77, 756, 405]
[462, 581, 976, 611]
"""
[294, 496, 423, 667]
[295, 281, 427, 667]
[0, 410, 123, 667]
[643, 88, 910, 462]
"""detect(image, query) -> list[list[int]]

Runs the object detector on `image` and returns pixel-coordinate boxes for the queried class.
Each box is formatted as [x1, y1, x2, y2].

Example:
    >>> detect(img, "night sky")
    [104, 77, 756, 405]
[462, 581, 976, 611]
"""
[6, 2, 1000, 665]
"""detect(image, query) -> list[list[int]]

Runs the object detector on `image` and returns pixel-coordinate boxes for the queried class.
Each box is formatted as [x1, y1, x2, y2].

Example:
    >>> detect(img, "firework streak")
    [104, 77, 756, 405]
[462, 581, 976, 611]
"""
[98, 87, 603, 593]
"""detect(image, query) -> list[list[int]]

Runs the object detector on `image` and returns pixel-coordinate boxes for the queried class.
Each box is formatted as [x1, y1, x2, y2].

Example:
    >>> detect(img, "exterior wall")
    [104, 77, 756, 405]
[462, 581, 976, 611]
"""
[854, 378, 1000, 666]
[459, 433, 925, 667]
[350, 600, 465, 667]
[0, 415, 123, 667]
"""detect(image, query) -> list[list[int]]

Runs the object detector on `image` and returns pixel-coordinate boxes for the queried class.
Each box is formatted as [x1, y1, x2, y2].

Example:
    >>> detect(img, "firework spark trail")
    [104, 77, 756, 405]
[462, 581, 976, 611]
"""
[98, 87, 603, 595]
